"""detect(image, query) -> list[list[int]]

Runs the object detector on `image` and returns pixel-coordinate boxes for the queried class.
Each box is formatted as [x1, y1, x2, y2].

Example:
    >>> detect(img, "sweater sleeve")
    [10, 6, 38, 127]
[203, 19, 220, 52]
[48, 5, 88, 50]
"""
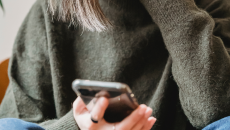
[140, 0, 230, 129]
[0, 0, 78, 129]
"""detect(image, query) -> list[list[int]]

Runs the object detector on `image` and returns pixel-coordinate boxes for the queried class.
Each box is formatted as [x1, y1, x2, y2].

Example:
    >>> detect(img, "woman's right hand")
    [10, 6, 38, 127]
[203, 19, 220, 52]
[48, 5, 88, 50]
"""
[73, 96, 156, 130]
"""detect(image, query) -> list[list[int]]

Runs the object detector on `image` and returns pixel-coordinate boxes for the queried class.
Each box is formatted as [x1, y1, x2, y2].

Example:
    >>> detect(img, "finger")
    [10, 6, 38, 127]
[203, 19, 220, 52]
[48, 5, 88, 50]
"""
[79, 113, 117, 130]
[117, 104, 147, 130]
[73, 97, 88, 116]
[142, 117, 156, 130]
[90, 97, 109, 122]
[95, 90, 111, 98]
[132, 107, 152, 130]
[81, 117, 115, 130]
[87, 98, 97, 112]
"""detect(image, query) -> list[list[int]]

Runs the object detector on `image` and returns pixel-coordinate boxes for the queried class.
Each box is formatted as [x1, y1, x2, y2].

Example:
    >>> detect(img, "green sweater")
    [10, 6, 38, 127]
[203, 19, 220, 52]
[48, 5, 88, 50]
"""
[1, 0, 230, 129]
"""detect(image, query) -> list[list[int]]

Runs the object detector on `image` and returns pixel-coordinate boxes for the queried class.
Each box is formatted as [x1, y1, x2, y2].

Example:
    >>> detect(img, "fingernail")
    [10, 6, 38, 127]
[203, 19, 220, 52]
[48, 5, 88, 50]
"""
[138, 104, 146, 115]
[98, 97, 105, 103]
[145, 107, 152, 118]
[149, 117, 157, 124]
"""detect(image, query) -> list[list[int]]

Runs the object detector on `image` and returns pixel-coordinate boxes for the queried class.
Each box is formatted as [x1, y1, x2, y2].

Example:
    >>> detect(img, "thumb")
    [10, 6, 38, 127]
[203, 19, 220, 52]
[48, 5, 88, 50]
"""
[73, 97, 88, 115]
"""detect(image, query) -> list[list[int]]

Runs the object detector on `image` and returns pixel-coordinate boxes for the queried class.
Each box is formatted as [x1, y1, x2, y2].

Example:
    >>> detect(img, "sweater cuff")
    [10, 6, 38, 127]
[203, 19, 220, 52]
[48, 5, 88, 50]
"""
[39, 110, 79, 130]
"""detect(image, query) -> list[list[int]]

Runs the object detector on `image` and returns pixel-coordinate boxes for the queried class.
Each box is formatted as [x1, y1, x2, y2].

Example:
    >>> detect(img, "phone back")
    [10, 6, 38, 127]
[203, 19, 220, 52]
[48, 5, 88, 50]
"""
[72, 79, 139, 122]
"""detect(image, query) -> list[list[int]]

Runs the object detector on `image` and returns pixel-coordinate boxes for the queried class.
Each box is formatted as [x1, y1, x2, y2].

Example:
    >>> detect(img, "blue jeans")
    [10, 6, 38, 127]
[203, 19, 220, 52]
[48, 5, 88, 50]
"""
[0, 117, 230, 130]
[0, 118, 45, 130]
[202, 116, 230, 130]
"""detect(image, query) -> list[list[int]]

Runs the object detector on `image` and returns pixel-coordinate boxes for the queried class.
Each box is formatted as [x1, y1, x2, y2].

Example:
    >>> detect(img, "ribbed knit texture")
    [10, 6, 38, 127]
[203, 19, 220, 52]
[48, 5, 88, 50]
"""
[1, 0, 230, 130]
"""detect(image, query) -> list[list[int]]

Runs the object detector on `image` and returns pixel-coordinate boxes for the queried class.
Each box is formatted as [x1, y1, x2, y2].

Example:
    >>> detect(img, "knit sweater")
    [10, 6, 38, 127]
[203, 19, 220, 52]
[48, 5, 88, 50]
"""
[1, 0, 230, 129]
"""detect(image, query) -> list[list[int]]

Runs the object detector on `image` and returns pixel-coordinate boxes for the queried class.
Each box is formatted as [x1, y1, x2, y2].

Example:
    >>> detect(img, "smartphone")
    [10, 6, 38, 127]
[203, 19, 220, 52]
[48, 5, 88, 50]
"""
[72, 79, 139, 123]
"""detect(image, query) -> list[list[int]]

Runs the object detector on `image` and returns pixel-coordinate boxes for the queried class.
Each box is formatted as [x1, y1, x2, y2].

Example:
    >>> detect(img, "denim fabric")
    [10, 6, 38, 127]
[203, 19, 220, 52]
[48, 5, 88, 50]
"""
[202, 116, 230, 130]
[1, 116, 230, 130]
[0, 118, 45, 130]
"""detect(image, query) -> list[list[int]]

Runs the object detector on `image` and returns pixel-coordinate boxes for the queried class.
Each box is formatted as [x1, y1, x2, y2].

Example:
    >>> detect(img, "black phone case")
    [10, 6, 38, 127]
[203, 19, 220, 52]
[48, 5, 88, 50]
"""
[103, 93, 138, 122]
[72, 80, 139, 122]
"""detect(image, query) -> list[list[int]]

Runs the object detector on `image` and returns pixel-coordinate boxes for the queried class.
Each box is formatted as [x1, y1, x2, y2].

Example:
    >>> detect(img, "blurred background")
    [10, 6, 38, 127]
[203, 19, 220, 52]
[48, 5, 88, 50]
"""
[0, 0, 36, 62]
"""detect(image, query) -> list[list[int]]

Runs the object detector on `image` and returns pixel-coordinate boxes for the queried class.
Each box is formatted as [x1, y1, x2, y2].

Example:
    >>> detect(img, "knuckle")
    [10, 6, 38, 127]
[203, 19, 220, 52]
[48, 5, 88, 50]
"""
[140, 118, 146, 124]
[132, 114, 142, 121]
[133, 117, 140, 122]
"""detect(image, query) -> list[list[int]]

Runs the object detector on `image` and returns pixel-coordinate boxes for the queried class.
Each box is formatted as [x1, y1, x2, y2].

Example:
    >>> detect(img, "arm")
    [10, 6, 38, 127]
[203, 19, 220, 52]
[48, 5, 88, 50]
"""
[0, 0, 78, 129]
[140, 0, 230, 129]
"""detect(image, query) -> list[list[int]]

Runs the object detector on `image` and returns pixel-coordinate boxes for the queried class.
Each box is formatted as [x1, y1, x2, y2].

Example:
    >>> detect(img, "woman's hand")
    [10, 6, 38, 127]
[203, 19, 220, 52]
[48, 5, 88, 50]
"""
[73, 97, 156, 130]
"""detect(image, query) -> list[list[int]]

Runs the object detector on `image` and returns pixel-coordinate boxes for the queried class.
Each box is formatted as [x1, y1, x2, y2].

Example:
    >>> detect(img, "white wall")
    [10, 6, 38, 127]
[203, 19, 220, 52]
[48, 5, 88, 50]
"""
[0, 0, 36, 62]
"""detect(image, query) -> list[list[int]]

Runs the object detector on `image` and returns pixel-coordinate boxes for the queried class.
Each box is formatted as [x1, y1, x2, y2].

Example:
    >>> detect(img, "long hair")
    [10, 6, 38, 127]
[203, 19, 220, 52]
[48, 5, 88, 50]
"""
[48, 0, 112, 32]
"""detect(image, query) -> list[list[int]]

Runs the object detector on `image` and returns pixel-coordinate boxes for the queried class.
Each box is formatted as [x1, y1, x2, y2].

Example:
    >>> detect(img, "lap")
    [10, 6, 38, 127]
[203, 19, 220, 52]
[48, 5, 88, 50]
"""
[1, 116, 230, 130]
[202, 116, 230, 130]
[0, 118, 44, 130]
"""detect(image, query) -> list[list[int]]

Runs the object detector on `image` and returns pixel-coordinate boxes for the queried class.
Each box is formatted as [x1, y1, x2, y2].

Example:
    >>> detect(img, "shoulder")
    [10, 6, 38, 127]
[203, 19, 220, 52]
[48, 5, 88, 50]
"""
[13, 0, 50, 59]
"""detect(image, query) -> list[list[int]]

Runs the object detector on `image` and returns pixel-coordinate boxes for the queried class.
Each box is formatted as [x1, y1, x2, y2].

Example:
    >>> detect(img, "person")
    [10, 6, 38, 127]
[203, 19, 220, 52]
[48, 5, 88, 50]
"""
[1, 0, 230, 129]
